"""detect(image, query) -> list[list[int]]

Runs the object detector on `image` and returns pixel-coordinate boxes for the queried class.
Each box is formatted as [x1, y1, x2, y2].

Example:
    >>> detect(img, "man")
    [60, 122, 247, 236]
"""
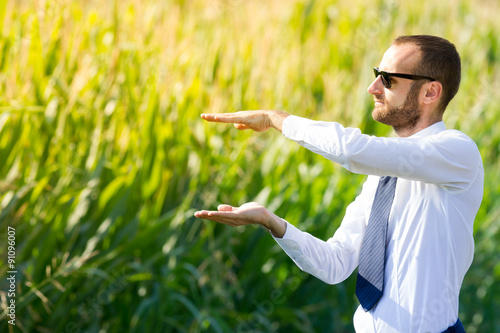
[194, 35, 483, 332]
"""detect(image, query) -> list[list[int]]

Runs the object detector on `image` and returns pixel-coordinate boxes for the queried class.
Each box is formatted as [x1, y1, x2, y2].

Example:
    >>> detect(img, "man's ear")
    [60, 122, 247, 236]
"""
[421, 81, 443, 105]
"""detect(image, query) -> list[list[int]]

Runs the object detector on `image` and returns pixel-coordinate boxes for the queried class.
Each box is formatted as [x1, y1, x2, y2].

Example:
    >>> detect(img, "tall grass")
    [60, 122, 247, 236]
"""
[0, 0, 499, 332]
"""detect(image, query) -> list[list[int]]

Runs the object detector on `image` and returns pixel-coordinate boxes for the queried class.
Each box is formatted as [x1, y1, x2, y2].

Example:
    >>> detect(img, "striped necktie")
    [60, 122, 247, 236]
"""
[356, 176, 398, 311]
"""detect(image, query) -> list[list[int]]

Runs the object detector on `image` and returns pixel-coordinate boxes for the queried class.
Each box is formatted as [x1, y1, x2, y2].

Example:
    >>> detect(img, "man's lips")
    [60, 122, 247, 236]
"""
[374, 100, 384, 106]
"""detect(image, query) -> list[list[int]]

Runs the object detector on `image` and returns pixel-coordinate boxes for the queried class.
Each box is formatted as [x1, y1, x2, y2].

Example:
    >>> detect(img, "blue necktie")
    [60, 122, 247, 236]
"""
[356, 176, 398, 311]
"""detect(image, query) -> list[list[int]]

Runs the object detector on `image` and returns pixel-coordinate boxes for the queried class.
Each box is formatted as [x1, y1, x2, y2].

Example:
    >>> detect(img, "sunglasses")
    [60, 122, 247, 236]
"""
[373, 67, 436, 89]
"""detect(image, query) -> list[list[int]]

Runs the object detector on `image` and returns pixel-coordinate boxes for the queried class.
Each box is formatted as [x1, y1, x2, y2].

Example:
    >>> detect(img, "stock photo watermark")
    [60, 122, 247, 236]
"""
[5, 226, 17, 326]
[339, 1, 399, 52]
[236, 276, 301, 333]
[412, 279, 460, 324]
[61, 270, 128, 333]
[397, 140, 435, 177]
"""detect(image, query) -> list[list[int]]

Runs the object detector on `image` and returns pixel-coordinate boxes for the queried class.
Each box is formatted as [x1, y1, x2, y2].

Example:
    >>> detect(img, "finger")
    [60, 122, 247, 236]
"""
[199, 211, 244, 224]
[201, 113, 233, 123]
[207, 216, 240, 226]
[195, 210, 228, 218]
[208, 210, 238, 218]
[234, 123, 251, 130]
[218, 204, 235, 211]
[194, 210, 235, 219]
[195, 212, 241, 226]
[201, 113, 249, 124]
[207, 213, 249, 227]
[194, 210, 211, 218]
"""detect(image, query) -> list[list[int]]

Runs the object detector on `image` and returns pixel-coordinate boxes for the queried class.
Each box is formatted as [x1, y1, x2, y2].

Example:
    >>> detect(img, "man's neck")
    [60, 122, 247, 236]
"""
[394, 117, 443, 137]
[392, 105, 444, 137]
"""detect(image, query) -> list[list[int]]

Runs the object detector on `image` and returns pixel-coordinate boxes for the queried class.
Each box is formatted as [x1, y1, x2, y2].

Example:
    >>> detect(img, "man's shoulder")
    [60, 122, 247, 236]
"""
[429, 127, 477, 144]
[428, 128, 482, 159]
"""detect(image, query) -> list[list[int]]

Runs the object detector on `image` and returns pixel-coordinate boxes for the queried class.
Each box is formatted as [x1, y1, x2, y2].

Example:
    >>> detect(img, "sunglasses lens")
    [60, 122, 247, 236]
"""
[374, 68, 391, 89]
[381, 74, 391, 89]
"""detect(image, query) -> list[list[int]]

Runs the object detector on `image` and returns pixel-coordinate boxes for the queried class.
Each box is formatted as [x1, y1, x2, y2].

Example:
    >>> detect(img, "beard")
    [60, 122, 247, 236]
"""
[372, 81, 423, 133]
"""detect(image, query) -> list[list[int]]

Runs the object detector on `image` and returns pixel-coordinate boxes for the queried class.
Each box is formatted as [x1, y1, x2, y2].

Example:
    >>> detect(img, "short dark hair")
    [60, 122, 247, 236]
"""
[392, 35, 461, 113]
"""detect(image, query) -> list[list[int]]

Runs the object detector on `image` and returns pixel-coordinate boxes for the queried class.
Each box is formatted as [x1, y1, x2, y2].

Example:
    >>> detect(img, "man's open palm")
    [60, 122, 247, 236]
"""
[194, 202, 270, 227]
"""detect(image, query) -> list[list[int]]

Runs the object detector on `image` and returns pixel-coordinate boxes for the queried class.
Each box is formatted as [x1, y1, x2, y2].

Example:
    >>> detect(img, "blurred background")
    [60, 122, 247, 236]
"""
[0, 0, 499, 332]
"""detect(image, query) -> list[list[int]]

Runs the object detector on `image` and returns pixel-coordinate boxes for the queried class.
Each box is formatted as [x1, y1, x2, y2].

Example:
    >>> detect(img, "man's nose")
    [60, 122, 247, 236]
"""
[367, 76, 384, 95]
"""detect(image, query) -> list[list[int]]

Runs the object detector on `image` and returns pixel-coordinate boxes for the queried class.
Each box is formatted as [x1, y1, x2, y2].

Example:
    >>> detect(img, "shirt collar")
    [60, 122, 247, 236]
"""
[409, 121, 446, 138]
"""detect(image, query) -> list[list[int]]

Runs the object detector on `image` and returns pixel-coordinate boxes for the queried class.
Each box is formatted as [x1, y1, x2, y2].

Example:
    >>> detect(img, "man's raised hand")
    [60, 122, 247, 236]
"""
[194, 202, 287, 238]
[200, 110, 289, 132]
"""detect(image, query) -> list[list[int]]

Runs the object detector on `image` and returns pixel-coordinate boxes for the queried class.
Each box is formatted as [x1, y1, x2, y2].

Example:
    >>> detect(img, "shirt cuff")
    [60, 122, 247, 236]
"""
[282, 115, 317, 142]
[271, 221, 330, 281]
[271, 220, 306, 254]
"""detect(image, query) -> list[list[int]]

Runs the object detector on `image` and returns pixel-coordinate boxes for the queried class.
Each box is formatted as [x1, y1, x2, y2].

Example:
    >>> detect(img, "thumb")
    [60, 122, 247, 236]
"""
[218, 204, 235, 211]
[234, 123, 250, 130]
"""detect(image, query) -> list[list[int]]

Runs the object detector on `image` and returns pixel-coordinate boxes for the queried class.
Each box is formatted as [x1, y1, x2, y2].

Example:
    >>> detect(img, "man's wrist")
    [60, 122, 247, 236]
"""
[264, 213, 287, 238]
[267, 110, 289, 132]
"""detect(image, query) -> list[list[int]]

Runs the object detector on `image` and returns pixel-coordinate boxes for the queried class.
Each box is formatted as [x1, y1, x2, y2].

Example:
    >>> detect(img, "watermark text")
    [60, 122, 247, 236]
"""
[6, 226, 17, 326]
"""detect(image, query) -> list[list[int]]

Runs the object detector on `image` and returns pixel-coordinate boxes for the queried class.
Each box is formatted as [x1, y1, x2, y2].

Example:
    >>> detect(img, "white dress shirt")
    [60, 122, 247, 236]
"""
[274, 116, 483, 332]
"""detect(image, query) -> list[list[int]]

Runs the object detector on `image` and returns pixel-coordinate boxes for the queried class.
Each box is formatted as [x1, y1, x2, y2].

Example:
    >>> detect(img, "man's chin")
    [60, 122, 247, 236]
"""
[371, 108, 390, 125]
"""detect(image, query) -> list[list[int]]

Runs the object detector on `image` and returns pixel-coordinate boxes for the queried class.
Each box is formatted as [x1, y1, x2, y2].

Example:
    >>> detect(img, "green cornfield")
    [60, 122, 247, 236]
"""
[0, 0, 499, 332]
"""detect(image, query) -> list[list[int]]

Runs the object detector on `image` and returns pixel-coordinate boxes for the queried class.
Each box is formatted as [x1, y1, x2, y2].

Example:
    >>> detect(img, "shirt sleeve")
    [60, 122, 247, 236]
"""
[282, 115, 480, 191]
[273, 177, 376, 285]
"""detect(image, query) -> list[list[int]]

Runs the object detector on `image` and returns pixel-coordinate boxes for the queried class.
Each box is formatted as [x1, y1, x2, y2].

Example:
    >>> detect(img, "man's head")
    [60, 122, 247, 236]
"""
[391, 35, 461, 113]
[368, 35, 461, 136]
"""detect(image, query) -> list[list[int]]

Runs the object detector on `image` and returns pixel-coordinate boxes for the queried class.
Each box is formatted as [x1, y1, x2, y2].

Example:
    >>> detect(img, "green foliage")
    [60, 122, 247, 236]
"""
[0, 0, 499, 332]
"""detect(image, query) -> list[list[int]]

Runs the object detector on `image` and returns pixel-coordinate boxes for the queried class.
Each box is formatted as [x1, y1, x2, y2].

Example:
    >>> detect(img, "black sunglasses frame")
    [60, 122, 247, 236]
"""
[373, 67, 436, 89]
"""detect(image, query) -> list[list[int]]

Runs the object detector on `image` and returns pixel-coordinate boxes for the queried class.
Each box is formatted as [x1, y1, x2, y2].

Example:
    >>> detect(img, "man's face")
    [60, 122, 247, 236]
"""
[367, 44, 424, 133]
